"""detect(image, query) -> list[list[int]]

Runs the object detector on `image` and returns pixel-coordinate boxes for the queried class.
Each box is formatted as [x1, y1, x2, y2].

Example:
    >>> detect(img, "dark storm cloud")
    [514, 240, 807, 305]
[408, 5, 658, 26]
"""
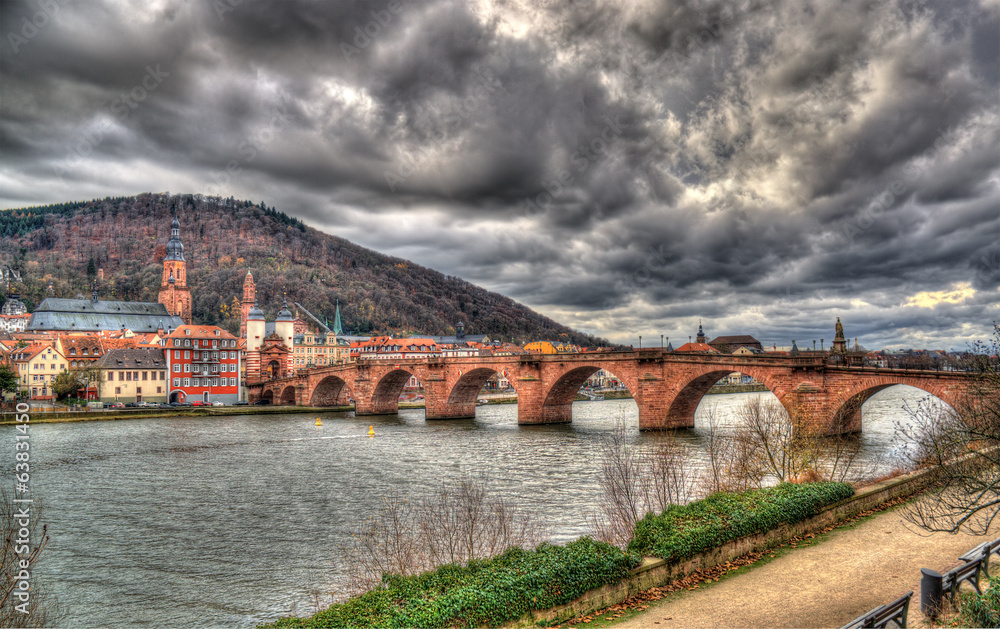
[1, 0, 997, 349]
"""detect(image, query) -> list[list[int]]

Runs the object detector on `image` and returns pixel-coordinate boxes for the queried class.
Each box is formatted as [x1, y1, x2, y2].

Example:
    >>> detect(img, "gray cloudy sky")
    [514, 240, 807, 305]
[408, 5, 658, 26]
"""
[1, 0, 998, 350]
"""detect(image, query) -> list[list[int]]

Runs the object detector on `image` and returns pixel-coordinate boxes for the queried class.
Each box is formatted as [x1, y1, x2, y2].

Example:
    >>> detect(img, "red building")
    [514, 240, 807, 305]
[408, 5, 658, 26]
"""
[163, 325, 241, 404]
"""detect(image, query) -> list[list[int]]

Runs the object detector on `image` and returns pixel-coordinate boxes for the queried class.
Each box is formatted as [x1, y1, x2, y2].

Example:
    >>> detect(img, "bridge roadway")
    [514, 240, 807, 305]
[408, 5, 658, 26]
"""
[247, 350, 975, 433]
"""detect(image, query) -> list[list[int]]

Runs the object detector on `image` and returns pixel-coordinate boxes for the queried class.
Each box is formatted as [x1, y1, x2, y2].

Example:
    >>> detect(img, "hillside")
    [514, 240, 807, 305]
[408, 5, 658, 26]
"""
[0, 193, 606, 346]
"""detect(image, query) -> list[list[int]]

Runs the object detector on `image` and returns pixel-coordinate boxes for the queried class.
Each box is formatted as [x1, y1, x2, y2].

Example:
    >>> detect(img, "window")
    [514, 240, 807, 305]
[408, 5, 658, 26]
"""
[183, 378, 190, 387]
[109, 372, 114, 381]
[173, 378, 180, 387]
[193, 378, 199, 387]
[212, 352, 218, 360]
[184, 351, 190, 359]
[213, 378, 219, 387]
[119, 371, 125, 381]
[184, 339, 190, 347]
[215, 330, 220, 337]
[173, 364, 180, 372]
[159, 372, 164, 381]
[184, 364, 190, 373]
[185, 329, 191, 335]
[174, 350, 180, 359]
[115, 387, 121, 395]
[81, 348, 88, 356]
[174, 339, 181, 347]
[156, 386, 162, 393]
[69, 348, 76, 356]
[126, 372, 132, 381]
[133, 372, 138, 381]
[136, 387, 141, 394]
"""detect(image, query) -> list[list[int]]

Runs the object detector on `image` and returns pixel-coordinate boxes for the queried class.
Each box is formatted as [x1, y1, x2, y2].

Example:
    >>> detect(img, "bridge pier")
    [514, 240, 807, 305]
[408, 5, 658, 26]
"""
[424, 379, 475, 420]
[515, 377, 570, 425]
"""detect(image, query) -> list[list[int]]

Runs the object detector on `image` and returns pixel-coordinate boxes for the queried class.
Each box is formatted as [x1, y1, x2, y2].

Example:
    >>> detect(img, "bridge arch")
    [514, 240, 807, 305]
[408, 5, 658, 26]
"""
[663, 367, 790, 430]
[260, 388, 275, 404]
[310, 375, 353, 407]
[539, 365, 636, 424]
[355, 368, 415, 416]
[447, 368, 508, 405]
[829, 377, 959, 434]
[279, 385, 297, 405]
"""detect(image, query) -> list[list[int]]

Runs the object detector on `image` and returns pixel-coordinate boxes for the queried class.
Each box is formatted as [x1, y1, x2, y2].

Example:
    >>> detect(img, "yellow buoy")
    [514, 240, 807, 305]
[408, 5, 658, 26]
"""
[315, 418, 323, 426]
[368, 425, 375, 437]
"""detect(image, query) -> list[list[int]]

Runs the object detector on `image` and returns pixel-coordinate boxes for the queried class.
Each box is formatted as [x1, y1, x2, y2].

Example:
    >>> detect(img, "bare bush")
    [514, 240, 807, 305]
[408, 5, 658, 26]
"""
[344, 474, 543, 592]
[591, 417, 696, 548]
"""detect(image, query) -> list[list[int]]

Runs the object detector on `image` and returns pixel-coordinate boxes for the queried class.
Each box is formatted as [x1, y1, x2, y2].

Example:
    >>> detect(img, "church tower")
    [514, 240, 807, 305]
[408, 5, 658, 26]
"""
[158, 217, 192, 324]
[696, 320, 707, 344]
[240, 270, 255, 338]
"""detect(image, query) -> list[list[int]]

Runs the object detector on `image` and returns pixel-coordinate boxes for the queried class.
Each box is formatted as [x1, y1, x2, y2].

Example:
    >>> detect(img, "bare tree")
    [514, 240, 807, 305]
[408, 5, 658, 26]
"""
[896, 325, 1000, 534]
[344, 474, 542, 593]
[704, 397, 875, 492]
[591, 416, 696, 548]
[1, 489, 56, 627]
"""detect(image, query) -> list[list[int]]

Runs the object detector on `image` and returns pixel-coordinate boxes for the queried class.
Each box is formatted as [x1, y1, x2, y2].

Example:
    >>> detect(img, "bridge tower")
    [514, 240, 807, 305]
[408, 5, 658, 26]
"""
[246, 299, 265, 379]
[275, 295, 295, 375]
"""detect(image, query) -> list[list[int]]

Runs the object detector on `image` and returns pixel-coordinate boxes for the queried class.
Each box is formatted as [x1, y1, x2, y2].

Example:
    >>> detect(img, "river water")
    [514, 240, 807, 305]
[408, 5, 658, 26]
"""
[1, 387, 945, 628]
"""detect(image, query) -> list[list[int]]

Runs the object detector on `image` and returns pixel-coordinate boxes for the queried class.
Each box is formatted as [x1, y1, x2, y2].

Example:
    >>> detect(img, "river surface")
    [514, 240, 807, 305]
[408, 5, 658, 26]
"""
[0, 387, 946, 628]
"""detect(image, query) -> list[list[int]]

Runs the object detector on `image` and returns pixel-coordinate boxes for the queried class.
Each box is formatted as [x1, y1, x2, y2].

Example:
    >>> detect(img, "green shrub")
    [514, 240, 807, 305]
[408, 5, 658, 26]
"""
[959, 576, 1000, 628]
[628, 482, 854, 562]
[261, 537, 640, 629]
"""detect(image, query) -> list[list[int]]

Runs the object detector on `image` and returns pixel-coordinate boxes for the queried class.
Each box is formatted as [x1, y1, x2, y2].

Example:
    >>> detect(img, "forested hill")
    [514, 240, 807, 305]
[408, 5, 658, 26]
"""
[0, 193, 605, 345]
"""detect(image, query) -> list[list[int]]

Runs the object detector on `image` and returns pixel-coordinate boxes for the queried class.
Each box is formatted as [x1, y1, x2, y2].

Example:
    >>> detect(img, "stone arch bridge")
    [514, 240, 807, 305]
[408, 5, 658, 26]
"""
[247, 350, 976, 434]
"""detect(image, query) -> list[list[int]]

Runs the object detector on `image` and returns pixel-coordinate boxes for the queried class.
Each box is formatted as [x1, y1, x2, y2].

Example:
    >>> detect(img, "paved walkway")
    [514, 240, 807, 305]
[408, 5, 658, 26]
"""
[617, 506, 996, 629]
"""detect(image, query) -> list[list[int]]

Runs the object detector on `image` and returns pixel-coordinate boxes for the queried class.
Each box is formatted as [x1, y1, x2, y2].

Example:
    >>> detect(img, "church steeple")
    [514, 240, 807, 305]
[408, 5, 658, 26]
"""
[158, 215, 191, 324]
[696, 319, 706, 344]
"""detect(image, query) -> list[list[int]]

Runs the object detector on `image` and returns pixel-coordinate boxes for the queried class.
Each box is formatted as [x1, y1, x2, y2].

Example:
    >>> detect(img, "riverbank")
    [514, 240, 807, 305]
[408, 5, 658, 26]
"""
[0, 405, 348, 425]
[517, 464, 938, 627]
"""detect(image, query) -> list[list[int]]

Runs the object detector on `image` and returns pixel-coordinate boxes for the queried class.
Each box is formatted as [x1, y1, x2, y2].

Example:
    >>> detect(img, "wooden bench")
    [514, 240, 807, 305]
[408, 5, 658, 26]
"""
[959, 537, 1000, 578]
[942, 558, 983, 606]
[840, 591, 913, 629]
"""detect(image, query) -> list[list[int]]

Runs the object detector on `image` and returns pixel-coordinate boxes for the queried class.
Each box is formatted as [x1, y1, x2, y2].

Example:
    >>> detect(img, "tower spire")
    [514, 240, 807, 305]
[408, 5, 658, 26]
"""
[332, 299, 344, 336]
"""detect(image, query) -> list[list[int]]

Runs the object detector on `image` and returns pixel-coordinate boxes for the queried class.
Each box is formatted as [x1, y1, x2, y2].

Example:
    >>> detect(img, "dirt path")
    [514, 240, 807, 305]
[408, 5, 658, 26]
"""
[617, 506, 995, 629]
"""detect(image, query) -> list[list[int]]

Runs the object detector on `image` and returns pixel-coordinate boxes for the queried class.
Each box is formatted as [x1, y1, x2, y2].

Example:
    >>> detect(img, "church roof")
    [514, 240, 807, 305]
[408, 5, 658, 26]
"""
[26, 298, 184, 333]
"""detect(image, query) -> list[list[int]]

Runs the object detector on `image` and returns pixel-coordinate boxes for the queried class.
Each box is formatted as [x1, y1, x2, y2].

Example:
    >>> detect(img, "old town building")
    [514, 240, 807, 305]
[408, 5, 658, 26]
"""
[163, 324, 240, 404]
[93, 348, 168, 404]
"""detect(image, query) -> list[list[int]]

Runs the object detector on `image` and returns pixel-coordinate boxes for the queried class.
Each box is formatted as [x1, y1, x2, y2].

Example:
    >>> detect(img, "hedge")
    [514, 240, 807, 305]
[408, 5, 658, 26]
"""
[628, 482, 855, 562]
[262, 537, 640, 629]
